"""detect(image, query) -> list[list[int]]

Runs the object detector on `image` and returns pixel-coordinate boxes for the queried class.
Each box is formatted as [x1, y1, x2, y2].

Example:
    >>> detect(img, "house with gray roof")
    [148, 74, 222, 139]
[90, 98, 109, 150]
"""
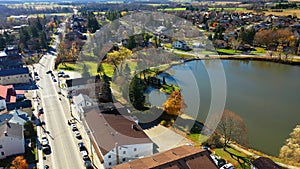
[0, 67, 31, 85]
[73, 94, 94, 120]
[0, 121, 25, 159]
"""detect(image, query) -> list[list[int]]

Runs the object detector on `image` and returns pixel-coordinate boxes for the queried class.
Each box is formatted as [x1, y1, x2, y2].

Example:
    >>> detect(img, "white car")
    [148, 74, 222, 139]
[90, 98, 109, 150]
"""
[220, 163, 234, 169]
[41, 134, 49, 146]
[80, 150, 89, 160]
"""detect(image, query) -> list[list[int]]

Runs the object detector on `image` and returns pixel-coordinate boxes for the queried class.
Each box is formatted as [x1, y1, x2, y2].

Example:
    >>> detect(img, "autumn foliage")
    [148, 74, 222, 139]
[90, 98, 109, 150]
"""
[163, 90, 187, 116]
[279, 125, 300, 163]
[10, 156, 28, 169]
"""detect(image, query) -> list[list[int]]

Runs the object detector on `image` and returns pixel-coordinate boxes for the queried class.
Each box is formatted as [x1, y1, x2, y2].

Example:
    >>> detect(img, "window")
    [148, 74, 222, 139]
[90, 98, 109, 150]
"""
[108, 155, 111, 158]
[123, 151, 126, 154]
[1, 152, 4, 156]
[134, 148, 137, 151]
[135, 155, 138, 157]
[7, 77, 9, 79]
[0, 145, 2, 148]
[122, 158, 126, 162]
[108, 162, 111, 166]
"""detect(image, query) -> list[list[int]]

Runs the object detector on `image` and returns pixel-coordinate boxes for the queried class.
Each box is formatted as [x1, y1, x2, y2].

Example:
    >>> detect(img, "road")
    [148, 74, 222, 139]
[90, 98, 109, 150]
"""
[35, 53, 85, 169]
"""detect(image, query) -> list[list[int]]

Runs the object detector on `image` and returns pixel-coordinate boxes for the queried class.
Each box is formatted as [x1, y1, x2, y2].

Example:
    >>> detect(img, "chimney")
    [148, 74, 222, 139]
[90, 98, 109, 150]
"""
[4, 131, 7, 136]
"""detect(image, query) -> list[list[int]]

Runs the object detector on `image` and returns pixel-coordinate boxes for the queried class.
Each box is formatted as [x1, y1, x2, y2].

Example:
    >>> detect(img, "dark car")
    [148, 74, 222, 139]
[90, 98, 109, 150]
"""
[46, 70, 52, 74]
[84, 160, 93, 169]
[78, 142, 87, 151]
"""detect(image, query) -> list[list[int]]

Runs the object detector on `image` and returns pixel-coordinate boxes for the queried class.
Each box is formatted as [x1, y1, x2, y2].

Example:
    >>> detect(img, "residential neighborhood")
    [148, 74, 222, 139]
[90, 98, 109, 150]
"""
[0, 0, 299, 169]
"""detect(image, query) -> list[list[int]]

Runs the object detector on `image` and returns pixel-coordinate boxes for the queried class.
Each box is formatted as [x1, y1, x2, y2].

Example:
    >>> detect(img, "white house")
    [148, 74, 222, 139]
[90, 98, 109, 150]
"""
[83, 104, 154, 169]
[62, 76, 100, 97]
[0, 122, 25, 159]
[73, 94, 93, 120]
[172, 40, 191, 51]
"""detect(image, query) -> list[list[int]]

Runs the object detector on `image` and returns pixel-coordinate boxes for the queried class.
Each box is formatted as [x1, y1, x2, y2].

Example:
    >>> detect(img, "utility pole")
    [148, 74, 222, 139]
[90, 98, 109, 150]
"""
[115, 142, 119, 165]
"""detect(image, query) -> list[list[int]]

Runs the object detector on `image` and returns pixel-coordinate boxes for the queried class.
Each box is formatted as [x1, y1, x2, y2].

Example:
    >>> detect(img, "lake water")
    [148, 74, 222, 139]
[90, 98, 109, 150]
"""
[146, 60, 300, 156]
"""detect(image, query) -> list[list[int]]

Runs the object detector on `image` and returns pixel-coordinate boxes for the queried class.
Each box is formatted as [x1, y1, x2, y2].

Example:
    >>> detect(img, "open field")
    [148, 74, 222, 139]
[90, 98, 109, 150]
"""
[243, 9, 300, 17]
[158, 8, 186, 11]
[208, 7, 246, 11]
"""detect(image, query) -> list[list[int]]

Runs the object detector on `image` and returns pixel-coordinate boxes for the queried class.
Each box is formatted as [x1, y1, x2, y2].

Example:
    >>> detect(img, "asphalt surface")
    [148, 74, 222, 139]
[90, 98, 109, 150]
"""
[35, 54, 86, 169]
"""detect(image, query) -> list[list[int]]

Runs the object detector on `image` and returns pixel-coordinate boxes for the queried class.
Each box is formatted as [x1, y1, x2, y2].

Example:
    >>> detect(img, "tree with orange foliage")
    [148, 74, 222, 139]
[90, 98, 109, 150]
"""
[10, 156, 28, 169]
[163, 90, 187, 116]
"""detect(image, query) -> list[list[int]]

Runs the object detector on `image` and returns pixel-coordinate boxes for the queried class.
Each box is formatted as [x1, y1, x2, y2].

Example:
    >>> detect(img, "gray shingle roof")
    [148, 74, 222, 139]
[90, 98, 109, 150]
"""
[0, 122, 23, 139]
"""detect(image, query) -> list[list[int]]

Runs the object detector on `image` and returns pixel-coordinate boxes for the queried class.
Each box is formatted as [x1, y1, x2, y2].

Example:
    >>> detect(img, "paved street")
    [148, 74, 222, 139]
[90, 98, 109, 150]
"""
[34, 54, 86, 169]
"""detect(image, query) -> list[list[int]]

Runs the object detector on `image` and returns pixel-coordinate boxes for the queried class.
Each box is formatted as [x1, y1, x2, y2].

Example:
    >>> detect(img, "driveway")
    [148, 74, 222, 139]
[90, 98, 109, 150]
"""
[144, 125, 192, 153]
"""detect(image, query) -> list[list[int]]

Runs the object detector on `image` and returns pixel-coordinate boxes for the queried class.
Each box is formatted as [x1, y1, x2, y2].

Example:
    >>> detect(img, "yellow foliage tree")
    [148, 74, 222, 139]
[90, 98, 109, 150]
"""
[163, 90, 186, 116]
[106, 47, 132, 70]
[10, 156, 28, 169]
[279, 125, 300, 163]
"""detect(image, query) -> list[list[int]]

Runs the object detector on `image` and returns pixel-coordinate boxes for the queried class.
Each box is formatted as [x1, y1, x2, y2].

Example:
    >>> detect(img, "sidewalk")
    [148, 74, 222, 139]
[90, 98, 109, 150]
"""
[66, 96, 104, 169]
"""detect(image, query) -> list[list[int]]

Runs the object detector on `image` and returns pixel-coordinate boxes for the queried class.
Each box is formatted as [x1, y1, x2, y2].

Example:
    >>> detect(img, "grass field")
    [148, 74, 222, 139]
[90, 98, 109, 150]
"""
[250, 47, 266, 55]
[243, 9, 300, 17]
[58, 61, 99, 76]
[158, 8, 186, 11]
[208, 7, 246, 11]
[216, 48, 242, 55]
[215, 148, 251, 169]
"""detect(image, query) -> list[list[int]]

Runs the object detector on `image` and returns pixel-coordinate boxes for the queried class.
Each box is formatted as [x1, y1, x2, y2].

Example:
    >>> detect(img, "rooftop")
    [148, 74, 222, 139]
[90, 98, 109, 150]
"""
[113, 145, 218, 169]
[0, 121, 23, 140]
[83, 105, 152, 155]
[252, 157, 282, 169]
[0, 67, 29, 77]
[65, 76, 100, 88]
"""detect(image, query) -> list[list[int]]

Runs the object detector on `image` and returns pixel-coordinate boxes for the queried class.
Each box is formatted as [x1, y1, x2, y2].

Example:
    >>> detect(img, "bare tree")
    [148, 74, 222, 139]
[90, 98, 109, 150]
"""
[217, 110, 248, 148]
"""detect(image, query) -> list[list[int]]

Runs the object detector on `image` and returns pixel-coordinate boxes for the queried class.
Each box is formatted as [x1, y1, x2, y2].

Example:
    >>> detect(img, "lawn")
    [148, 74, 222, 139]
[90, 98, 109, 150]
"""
[250, 47, 266, 55]
[58, 61, 99, 76]
[158, 8, 187, 11]
[217, 48, 242, 55]
[186, 133, 208, 145]
[215, 148, 251, 169]
[208, 7, 246, 11]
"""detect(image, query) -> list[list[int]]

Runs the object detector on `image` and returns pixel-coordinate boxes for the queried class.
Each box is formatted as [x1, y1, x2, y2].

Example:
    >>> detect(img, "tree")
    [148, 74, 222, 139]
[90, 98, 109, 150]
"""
[217, 110, 248, 148]
[126, 36, 136, 50]
[163, 90, 187, 116]
[98, 73, 113, 103]
[279, 125, 300, 163]
[105, 47, 132, 71]
[129, 77, 146, 110]
[24, 121, 35, 138]
[10, 156, 28, 169]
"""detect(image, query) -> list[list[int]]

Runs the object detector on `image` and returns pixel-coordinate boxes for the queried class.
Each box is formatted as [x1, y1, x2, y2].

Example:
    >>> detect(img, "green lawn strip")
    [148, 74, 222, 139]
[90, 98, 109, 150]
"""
[250, 47, 266, 55]
[215, 148, 251, 169]
[186, 133, 208, 144]
[158, 8, 187, 11]
[58, 61, 99, 76]
[217, 48, 243, 55]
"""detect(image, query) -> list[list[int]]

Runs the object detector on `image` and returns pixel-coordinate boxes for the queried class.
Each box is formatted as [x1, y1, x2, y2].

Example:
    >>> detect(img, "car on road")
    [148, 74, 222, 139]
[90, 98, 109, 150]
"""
[41, 134, 49, 146]
[42, 144, 51, 154]
[74, 130, 82, 139]
[71, 123, 78, 131]
[46, 70, 52, 74]
[80, 150, 89, 160]
[84, 160, 93, 169]
[53, 78, 57, 82]
[78, 142, 87, 151]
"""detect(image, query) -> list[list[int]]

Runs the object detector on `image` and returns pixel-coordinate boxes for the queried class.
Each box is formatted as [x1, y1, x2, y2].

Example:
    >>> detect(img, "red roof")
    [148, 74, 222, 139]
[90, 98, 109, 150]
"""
[0, 85, 17, 103]
[15, 90, 25, 95]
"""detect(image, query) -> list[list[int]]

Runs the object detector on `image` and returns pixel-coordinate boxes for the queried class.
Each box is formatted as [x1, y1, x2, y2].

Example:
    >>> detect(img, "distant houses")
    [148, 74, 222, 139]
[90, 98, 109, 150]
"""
[113, 145, 218, 169]
[172, 40, 192, 51]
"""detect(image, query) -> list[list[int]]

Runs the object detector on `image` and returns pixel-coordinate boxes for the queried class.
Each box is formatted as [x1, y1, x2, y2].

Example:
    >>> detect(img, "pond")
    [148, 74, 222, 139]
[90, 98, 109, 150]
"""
[146, 60, 300, 156]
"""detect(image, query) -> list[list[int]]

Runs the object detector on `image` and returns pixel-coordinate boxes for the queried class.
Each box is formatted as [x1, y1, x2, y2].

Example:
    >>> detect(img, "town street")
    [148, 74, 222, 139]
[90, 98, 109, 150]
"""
[35, 53, 85, 169]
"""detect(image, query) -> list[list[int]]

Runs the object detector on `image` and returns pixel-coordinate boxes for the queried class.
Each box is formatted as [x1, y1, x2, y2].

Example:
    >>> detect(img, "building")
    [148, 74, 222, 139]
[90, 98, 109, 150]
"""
[0, 121, 25, 159]
[63, 76, 100, 97]
[82, 104, 153, 169]
[251, 157, 282, 169]
[73, 94, 94, 119]
[172, 40, 191, 51]
[0, 68, 31, 85]
[113, 145, 218, 169]
[0, 47, 23, 70]
[0, 109, 29, 126]
[0, 85, 25, 110]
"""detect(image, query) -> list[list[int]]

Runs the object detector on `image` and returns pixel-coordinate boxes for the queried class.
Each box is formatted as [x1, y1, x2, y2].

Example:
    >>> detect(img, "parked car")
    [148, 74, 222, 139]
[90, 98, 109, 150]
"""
[71, 123, 78, 131]
[35, 76, 40, 81]
[74, 130, 82, 139]
[41, 134, 49, 146]
[80, 150, 89, 160]
[63, 74, 70, 78]
[53, 78, 57, 82]
[42, 144, 51, 154]
[46, 70, 52, 74]
[78, 142, 87, 151]
[84, 160, 93, 169]
[220, 163, 234, 169]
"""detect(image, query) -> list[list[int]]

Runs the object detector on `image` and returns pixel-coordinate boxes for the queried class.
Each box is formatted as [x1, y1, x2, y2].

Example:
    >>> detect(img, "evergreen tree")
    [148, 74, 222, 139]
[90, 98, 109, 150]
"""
[129, 77, 146, 110]
[98, 73, 113, 103]
[126, 36, 136, 50]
